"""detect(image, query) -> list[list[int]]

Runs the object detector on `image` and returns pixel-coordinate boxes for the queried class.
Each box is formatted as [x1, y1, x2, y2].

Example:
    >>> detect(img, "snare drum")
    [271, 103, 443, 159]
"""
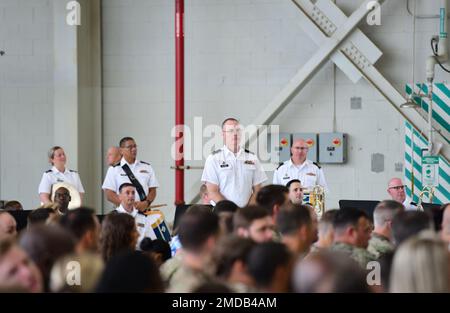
[145, 210, 171, 242]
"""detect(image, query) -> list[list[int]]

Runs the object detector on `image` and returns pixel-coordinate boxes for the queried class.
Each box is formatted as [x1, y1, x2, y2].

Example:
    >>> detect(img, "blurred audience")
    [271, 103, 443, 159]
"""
[247, 242, 292, 292]
[311, 209, 337, 252]
[3, 201, 23, 212]
[96, 251, 163, 293]
[368, 200, 403, 259]
[50, 253, 104, 293]
[19, 224, 75, 291]
[392, 211, 433, 246]
[99, 213, 138, 262]
[0, 211, 17, 241]
[59, 207, 100, 254]
[390, 231, 449, 292]
[0, 238, 43, 293]
[233, 206, 274, 243]
[276, 204, 315, 257]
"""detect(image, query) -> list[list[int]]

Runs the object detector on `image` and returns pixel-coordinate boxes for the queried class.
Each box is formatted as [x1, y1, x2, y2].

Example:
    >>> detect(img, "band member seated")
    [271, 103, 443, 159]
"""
[115, 183, 164, 248]
[53, 187, 71, 214]
[287, 179, 304, 204]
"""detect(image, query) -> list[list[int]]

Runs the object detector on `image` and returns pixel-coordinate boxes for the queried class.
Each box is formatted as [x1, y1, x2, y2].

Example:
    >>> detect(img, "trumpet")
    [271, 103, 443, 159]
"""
[310, 185, 325, 220]
[416, 185, 435, 211]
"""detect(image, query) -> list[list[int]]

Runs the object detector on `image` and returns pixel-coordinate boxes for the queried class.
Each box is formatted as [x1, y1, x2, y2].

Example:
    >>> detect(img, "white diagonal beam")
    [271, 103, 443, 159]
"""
[295, 0, 383, 83]
[245, 0, 382, 146]
[291, 0, 450, 161]
[353, 59, 450, 161]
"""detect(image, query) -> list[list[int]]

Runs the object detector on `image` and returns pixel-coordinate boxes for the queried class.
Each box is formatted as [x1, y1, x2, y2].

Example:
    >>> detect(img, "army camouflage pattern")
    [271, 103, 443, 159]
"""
[367, 233, 394, 259]
[330, 242, 376, 268]
[166, 263, 216, 293]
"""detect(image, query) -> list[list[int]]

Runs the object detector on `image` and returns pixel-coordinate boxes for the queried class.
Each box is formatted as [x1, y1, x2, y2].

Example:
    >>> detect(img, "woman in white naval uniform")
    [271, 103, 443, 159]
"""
[38, 146, 85, 205]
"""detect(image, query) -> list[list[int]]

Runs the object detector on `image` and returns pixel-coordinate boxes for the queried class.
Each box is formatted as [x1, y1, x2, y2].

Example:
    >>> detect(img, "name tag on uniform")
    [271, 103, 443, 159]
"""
[282, 175, 291, 180]
[120, 174, 128, 176]
[306, 172, 316, 176]
[140, 170, 149, 174]
[137, 223, 145, 228]
[57, 179, 64, 182]
[220, 162, 230, 168]
[244, 160, 255, 165]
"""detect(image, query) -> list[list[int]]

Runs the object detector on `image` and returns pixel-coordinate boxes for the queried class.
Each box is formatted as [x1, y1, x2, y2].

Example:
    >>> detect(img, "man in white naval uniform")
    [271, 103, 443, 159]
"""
[387, 177, 417, 210]
[201, 118, 267, 208]
[102, 137, 159, 212]
[115, 183, 158, 247]
[273, 139, 328, 192]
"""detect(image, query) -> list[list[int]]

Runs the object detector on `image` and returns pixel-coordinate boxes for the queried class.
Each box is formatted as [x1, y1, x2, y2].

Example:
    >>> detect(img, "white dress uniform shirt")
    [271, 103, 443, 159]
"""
[38, 166, 85, 194]
[102, 157, 159, 202]
[115, 204, 157, 247]
[403, 197, 418, 211]
[201, 146, 267, 208]
[273, 159, 328, 192]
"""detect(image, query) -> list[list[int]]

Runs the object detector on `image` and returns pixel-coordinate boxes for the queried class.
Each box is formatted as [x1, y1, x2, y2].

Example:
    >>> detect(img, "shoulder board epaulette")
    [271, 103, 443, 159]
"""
[244, 149, 254, 155]
[313, 162, 321, 169]
[140, 161, 150, 165]
[212, 149, 222, 155]
[69, 169, 78, 173]
[45, 169, 52, 173]
[276, 162, 284, 170]
[113, 162, 121, 167]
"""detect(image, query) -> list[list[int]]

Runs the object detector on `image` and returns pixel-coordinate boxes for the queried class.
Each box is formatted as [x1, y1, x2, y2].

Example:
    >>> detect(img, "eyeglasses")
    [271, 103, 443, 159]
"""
[388, 185, 406, 191]
[223, 128, 242, 134]
[294, 147, 309, 150]
[123, 144, 138, 150]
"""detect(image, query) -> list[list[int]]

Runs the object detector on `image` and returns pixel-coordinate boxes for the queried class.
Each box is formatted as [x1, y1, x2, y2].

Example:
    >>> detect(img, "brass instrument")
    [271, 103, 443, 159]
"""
[416, 185, 435, 211]
[50, 182, 81, 210]
[309, 185, 325, 219]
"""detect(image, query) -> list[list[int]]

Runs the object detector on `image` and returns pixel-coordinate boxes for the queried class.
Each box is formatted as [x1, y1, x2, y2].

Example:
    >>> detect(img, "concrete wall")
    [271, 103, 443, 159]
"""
[0, 0, 54, 210]
[102, 0, 449, 222]
[1, 0, 448, 221]
[0, 0, 102, 211]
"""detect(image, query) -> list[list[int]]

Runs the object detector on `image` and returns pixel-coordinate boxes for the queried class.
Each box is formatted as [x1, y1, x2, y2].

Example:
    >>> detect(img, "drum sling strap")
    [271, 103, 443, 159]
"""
[122, 164, 147, 201]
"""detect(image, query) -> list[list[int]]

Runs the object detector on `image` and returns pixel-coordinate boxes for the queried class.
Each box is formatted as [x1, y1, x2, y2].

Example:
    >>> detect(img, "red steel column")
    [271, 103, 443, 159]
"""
[175, 0, 185, 205]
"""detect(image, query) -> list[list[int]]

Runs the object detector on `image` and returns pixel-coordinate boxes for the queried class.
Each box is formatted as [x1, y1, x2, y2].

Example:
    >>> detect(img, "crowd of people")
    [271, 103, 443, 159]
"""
[0, 117, 449, 293]
[0, 186, 449, 293]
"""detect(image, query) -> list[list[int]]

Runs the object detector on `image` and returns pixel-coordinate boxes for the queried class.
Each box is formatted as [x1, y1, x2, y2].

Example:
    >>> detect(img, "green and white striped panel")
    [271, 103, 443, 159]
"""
[405, 83, 450, 144]
[404, 121, 449, 204]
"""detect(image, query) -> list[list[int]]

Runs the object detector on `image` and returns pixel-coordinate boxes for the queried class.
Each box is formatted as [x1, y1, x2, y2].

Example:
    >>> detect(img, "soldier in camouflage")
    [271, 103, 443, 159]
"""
[367, 200, 403, 259]
[328, 207, 375, 268]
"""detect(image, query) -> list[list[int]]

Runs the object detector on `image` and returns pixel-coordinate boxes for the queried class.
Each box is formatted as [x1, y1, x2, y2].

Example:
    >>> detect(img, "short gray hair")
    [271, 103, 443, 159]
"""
[373, 200, 403, 227]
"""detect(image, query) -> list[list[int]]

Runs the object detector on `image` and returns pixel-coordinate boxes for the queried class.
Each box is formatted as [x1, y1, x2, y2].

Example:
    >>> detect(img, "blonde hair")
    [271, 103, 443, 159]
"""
[390, 230, 449, 292]
[50, 253, 104, 293]
[48, 146, 63, 165]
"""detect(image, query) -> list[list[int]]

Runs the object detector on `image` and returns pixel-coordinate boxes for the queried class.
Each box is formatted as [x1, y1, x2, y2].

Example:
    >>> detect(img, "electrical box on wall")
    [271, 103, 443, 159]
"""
[292, 133, 318, 162]
[271, 132, 291, 164]
[318, 133, 347, 163]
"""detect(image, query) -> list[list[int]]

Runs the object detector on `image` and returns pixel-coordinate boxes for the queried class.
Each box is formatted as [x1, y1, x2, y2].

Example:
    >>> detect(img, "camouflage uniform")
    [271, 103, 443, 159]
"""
[161, 251, 218, 292]
[309, 243, 324, 253]
[330, 242, 376, 268]
[272, 229, 282, 242]
[166, 264, 216, 293]
[160, 251, 184, 288]
[228, 282, 260, 293]
[367, 233, 394, 259]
